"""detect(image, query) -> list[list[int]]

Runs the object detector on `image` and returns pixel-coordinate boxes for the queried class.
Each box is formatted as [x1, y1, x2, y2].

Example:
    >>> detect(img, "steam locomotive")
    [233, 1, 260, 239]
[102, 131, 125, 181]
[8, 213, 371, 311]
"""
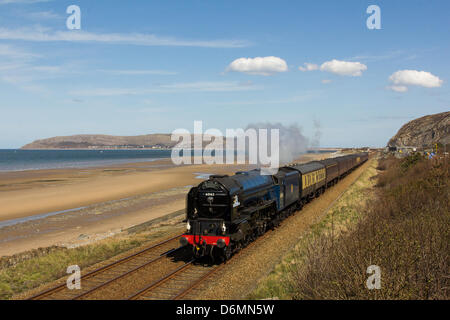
[179, 152, 369, 262]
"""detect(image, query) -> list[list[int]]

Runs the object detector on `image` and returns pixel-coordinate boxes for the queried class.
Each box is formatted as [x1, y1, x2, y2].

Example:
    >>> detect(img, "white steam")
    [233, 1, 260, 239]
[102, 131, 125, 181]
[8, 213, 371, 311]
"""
[245, 122, 316, 165]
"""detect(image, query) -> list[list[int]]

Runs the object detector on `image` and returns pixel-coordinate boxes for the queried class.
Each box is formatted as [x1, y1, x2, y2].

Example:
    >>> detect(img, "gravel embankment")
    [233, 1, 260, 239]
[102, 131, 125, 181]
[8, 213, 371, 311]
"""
[190, 158, 375, 300]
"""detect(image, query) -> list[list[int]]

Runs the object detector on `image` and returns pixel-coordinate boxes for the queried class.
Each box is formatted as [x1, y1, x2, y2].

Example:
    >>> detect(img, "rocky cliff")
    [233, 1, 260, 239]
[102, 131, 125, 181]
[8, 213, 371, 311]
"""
[387, 111, 450, 149]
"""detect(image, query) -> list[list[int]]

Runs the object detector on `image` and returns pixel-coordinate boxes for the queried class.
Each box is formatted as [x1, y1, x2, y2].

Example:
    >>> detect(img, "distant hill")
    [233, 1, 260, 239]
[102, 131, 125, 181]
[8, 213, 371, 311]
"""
[21, 134, 177, 149]
[20, 133, 223, 149]
[387, 111, 450, 149]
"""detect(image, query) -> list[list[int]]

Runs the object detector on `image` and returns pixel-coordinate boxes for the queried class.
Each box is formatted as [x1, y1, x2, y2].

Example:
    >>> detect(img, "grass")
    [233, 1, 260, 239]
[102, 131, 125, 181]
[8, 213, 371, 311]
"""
[250, 153, 449, 300]
[248, 158, 379, 299]
[0, 218, 184, 300]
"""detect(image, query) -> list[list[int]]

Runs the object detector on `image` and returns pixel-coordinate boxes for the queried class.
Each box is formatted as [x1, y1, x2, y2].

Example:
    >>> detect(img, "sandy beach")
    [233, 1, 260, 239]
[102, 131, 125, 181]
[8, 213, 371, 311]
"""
[0, 158, 247, 221]
[0, 153, 335, 257]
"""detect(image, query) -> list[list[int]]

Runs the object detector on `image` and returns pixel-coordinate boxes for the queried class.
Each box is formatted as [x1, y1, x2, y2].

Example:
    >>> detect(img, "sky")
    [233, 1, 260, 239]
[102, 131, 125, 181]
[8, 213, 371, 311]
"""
[0, 0, 449, 148]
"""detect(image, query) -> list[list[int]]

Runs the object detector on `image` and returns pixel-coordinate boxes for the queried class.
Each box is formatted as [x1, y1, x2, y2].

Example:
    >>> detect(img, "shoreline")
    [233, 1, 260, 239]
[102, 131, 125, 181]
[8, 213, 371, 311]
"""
[0, 152, 337, 222]
[0, 158, 170, 173]
[0, 158, 250, 222]
[0, 152, 335, 257]
[0, 148, 343, 173]
[0, 149, 172, 173]
[0, 158, 169, 173]
[0, 158, 252, 257]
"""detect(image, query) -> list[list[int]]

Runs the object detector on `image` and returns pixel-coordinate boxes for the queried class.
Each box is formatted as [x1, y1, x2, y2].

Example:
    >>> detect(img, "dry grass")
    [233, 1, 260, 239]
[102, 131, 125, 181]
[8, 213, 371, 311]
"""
[0, 240, 141, 300]
[250, 155, 449, 300]
[0, 216, 184, 300]
[288, 154, 449, 299]
[249, 158, 379, 299]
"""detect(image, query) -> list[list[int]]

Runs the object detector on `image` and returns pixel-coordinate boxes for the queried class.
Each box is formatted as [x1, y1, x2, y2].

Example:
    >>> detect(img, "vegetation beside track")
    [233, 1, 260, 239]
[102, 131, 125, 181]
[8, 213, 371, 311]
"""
[0, 215, 184, 300]
[250, 154, 449, 299]
[248, 157, 378, 299]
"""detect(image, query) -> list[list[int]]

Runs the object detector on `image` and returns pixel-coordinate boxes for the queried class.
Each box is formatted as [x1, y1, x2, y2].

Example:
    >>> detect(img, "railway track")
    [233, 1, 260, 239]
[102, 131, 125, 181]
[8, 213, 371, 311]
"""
[28, 158, 372, 300]
[127, 230, 274, 300]
[27, 187, 324, 300]
[28, 234, 184, 300]
[127, 260, 220, 300]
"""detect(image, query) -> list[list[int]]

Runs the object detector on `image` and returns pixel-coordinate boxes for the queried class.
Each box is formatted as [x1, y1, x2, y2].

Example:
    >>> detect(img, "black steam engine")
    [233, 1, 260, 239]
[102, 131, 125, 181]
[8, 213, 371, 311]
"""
[179, 153, 368, 262]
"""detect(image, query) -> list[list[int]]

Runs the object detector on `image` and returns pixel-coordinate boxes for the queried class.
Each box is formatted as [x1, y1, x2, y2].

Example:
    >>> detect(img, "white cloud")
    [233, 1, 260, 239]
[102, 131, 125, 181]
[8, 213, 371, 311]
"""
[26, 11, 61, 20]
[0, 0, 51, 4]
[99, 69, 177, 76]
[347, 50, 405, 62]
[387, 85, 408, 93]
[31, 65, 62, 73]
[321, 79, 332, 84]
[70, 81, 262, 97]
[158, 81, 260, 91]
[0, 44, 39, 60]
[227, 56, 288, 75]
[0, 63, 24, 71]
[0, 62, 68, 91]
[0, 43, 180, 94]
[320, 59, 367, 76]
[298, 63, 318, 72]
[212, 93, 317, 106]
[389, 70, 443, 88]
[0, 27, 250, 48]
[0, 44, 78, 93]
[0, 44, 42, 91]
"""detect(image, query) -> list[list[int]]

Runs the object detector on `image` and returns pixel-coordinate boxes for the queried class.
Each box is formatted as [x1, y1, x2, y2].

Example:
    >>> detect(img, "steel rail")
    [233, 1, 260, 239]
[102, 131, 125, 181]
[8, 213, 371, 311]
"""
[172, 264, 224, 300]
[72, 246, 182, 299]
[127, 260, 195, 300]
[28, 234, 182, 300]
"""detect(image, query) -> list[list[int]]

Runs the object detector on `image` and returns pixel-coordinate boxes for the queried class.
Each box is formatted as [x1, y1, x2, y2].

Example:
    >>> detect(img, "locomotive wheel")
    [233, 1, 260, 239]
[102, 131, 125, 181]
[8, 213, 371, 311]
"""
[243, 236, 250, 247]
[224, 246, 232, 261]
[257, 223, 265, 236]
[208, 246, 215, 264]
[271, 219, 278, 230]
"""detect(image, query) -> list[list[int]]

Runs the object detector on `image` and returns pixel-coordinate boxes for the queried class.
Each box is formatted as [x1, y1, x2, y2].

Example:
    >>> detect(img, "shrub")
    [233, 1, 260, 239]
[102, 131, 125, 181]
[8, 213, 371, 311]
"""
[288, 155, 449, 299]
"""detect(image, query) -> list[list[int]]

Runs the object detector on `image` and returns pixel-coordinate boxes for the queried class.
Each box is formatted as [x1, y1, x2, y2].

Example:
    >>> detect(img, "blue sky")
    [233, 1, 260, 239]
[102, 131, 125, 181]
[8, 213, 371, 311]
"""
[0, 0, 448, 148]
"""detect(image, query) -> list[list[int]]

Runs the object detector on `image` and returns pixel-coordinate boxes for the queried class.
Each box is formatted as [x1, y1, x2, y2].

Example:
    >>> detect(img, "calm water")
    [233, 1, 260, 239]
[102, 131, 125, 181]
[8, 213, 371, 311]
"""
[0, 149, 172, 172]
[0, 149, 338, 172]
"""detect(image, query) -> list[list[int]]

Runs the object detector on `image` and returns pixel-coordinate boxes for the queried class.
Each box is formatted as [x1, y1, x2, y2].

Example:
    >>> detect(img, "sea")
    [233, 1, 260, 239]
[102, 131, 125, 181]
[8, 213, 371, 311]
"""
[0, 149, 173, 172]
[0, 149, 337, 172]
